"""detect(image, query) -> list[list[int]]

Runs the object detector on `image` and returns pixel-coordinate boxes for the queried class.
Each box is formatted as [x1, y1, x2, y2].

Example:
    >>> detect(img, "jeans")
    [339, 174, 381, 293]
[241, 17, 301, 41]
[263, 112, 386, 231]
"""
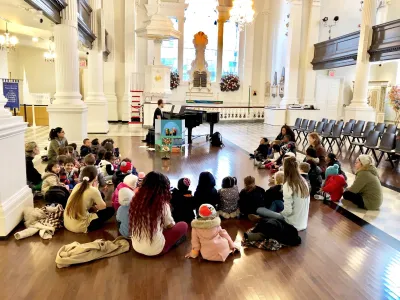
[88, 207, 115, 231]
[256, 207, 284, 220]
[161, 222, 188, 254]
[269, 200, 284, 213]
[343, 191, 365, 209]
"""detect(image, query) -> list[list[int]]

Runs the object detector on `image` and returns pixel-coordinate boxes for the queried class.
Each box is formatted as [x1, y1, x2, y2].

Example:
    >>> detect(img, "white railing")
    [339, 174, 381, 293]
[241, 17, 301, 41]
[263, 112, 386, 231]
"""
[185, 106, 265, 121]
[130, 72, 145, 92]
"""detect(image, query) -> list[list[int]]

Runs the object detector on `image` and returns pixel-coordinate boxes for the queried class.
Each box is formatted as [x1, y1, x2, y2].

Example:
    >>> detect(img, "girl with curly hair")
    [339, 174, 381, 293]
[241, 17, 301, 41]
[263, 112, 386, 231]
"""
[129, 171, 188, 256]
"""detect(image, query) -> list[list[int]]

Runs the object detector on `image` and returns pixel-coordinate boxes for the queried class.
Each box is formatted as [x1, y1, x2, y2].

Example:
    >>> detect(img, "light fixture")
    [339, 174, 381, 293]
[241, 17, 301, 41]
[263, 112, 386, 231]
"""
[32, 37, 39, 43]
[44, 37, 55, 62]
[229, 0, 255, 31]
[322, 16, 339, 39]
[0, 22, 19, 52]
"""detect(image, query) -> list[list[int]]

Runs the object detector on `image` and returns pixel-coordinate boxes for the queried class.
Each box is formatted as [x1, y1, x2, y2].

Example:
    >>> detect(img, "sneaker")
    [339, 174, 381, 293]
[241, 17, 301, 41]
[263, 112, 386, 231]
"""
[314, 195, 324, 200]
[248, 214, 262, 223]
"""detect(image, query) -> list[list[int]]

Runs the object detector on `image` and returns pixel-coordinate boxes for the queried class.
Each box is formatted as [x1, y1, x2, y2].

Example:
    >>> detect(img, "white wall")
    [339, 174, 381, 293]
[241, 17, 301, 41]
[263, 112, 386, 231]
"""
[7, 46, 56, 96]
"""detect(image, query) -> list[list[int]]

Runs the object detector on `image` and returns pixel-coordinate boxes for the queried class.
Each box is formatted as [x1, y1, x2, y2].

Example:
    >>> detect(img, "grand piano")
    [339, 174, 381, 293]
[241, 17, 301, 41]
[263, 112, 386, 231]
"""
[164, 106, 220, 144]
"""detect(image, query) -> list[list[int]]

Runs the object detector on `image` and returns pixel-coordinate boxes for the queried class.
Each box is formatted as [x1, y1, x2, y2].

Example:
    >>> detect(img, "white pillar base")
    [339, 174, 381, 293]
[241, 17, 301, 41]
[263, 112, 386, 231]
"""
[280, 97, 299, 108]
[86, 97, 109, 133]
[47, 103, 89, 143]
[344, 104, 376, 122]
[106, 94, 118, 121]
[0, 116, 33, 237]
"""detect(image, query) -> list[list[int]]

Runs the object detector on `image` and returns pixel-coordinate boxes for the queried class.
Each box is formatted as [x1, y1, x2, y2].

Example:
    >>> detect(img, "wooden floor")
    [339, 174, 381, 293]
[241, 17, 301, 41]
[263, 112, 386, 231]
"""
[1, 137, 400, 300]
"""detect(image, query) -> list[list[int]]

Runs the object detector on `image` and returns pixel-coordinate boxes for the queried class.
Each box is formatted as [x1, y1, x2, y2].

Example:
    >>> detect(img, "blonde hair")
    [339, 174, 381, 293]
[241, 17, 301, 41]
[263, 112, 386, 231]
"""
[284, 157, 309, 198]
[275, 171, 284, 185]
[308, 132, 321, 146]
[299, 162, 311, 173]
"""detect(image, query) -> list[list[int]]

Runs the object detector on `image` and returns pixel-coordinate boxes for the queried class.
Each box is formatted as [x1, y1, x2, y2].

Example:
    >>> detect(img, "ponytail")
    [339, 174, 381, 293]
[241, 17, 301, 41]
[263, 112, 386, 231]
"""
[49, 127, 63, 141]
[65, 165, 98, 219]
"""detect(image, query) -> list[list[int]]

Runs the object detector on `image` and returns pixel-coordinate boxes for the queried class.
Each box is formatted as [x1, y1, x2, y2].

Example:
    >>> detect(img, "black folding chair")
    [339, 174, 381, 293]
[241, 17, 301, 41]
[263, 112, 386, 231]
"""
[301, 120, 316, 144]
[321, 122, 334, 146]
[385, 124, 397, 135]
[349, 129, 373, 159]
[328, 120, 336, 126]
[321, 118, 328, 123]
[325, 122, 344, 153]
[290, 118, 302, 132]
[314, 121, 325, 135]
[349, 119, 356, 124]
[340, 122, 354, 148]
[348, 121, 365, 151]
[363, 131, 381, 163]
[374, 123, 385, 136]
[365, 121, 375, 128]
[361, 124, 376, 141]
[376, 133, 396, 168]
[296, 119, 309, 143]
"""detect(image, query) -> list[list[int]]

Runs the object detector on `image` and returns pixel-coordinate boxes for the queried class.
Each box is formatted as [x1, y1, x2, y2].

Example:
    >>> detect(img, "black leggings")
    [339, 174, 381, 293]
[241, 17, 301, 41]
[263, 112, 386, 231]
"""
[88, 207, 115, 232]
[343, 191, 365, 209]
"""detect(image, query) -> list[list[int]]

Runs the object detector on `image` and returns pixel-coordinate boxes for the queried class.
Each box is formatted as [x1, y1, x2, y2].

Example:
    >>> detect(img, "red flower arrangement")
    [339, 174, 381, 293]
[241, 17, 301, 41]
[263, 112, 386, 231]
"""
[220, 74, 240, 92]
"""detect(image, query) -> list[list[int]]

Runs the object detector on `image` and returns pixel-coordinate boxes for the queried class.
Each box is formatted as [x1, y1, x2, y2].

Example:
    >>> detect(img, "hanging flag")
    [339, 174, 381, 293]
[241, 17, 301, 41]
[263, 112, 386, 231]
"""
[2, 79, 20, 109]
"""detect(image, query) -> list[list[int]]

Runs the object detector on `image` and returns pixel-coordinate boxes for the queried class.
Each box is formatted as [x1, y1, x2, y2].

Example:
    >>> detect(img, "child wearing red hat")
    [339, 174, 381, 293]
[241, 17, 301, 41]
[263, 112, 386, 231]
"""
[186, 204, 239, 262]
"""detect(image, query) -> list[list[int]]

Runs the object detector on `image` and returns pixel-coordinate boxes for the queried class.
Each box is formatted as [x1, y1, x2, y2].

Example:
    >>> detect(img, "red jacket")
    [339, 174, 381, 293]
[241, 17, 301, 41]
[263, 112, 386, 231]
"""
[322, 175, 347, 202]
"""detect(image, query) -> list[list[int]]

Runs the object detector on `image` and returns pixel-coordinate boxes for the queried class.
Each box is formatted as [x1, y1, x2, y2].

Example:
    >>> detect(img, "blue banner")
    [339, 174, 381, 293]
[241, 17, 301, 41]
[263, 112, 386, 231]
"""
[3, 80, 19, 109]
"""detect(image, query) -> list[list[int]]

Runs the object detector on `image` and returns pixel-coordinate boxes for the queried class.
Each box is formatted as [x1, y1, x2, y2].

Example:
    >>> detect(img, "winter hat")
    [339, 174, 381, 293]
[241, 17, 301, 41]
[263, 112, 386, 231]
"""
[123, 174, 138, 189]
[325, 164, 339, 178]
[358, 154, 373, 166]
[119, 161, 132, 174]
[177, 178, 191, 192]
[198, 204, 217, 219]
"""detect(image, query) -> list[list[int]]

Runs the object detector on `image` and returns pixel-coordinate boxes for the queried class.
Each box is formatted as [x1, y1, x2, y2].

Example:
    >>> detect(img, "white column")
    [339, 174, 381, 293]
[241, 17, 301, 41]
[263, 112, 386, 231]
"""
[344, 0, 376, 122]
[280, 0, 303, 108]
[302, 0, 320, 105]
[103, 0, 118, 121]
[216, 7, 229, 83]
[242, 23, 255, 105]
[153, 40, 162, 65]
[0, 51, 33, 237]
[47, 0, 88, 144]
[86, 0, 109, 133]
[259, 2, 271, 105]
[177, 16, 184, 81]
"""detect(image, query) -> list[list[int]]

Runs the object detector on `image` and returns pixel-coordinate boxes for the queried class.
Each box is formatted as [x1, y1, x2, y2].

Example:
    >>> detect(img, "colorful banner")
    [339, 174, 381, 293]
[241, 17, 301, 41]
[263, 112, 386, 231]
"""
[3, 79, 20, 109]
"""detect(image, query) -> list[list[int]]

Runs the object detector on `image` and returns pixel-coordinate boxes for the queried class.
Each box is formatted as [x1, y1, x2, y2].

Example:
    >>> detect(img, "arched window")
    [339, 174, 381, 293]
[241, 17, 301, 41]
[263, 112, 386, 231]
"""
[222, 21, 240, 75]
[183, 0, 218, 82]
[160, 17, 178, 71]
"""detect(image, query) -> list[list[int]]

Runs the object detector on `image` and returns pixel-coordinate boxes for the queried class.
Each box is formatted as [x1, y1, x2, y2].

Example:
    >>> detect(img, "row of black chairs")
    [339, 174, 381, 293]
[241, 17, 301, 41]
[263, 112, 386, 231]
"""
[291, 118, 399, 168]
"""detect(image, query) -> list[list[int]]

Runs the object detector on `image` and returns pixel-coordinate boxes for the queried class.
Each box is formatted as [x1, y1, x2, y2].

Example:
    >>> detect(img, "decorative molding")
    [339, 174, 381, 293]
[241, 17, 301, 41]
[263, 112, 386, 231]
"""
[24, 0, 67, 24]
[311, 31, 360, 70]
[78, 16, 96, 49]
[369, 19, 400, 62]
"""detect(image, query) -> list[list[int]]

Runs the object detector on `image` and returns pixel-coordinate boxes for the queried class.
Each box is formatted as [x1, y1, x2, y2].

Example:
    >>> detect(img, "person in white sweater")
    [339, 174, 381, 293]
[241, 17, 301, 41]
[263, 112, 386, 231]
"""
[250, 156, 310, 231]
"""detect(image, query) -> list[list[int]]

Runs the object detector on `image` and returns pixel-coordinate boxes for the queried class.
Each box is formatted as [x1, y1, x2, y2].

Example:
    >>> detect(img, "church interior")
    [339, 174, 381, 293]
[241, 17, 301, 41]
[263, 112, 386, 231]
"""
[0, 0, 400, 299]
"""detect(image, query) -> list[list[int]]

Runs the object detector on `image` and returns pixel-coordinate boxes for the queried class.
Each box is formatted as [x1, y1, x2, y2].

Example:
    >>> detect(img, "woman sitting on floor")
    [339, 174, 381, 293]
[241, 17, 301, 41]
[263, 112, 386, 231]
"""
[306, 132, 327, 176]
[25, 142, 42, 192]
[47, 127, 68, 161]
[64, 166, 115, 233]
[275, 125, 296, 143]
[129, 171, 188, 256]
[343, 154, 383, 210]
[250, 156, 310, 231]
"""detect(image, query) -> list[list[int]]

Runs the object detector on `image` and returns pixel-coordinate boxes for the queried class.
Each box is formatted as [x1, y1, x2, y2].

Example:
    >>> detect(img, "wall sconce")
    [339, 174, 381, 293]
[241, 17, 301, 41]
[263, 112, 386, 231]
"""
[322, 16, 339, 40]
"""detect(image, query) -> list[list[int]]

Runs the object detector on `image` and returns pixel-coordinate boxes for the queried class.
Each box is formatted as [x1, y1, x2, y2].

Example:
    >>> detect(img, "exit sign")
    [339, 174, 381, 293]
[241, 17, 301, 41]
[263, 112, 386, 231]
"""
[328, 69, 335, 77]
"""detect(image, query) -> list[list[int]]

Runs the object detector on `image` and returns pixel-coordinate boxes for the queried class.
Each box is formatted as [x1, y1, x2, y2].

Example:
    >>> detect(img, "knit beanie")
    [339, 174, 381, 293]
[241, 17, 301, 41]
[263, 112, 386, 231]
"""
[177, 178, 191, 192]
[123, 174, 138, 189]
[325, 164, 339, 178]
[119, 161, 132, 174]
[358, 154, 373, 167]
[198, 204, 217, 219]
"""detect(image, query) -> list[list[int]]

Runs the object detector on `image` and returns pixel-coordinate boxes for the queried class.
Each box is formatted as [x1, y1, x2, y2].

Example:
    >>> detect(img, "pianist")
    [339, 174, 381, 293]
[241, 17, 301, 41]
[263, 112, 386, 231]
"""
[153, 99, 164, 128]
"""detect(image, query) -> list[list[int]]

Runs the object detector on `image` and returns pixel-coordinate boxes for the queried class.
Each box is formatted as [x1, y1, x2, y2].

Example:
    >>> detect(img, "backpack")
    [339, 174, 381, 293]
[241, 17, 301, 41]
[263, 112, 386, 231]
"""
[45, 186, 70, 208]
[210, 132, 224, 147]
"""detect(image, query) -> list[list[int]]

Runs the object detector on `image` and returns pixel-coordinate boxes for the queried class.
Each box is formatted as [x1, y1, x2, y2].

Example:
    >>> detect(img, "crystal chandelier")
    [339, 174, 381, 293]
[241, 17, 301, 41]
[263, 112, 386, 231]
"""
[0, 23, 18, 52]
[229, 0, 255, 31]
[44, 37, 56, 62]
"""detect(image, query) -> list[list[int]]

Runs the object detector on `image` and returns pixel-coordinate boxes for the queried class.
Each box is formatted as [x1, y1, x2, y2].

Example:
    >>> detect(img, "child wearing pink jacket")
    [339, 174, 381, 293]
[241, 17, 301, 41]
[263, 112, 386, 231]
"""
[185, 204, 239, 262]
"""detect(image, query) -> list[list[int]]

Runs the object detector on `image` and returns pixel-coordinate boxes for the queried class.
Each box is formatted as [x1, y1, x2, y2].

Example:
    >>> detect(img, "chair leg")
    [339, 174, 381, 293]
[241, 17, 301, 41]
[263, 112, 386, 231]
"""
[335, 139, 342, 153]
[376, 152, 385, 167]
[388, 154, 395, 168]
[327, 139, 333, 153]
[370, 149, 379, 164]
[349, 144, 356, 159]
[365, 148, 370, 154]
[360, 146, 364, 154]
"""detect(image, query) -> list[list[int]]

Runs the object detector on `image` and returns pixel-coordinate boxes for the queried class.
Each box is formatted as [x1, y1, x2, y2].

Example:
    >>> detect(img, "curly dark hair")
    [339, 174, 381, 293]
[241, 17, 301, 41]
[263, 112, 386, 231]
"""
[129, 171, 171, 242]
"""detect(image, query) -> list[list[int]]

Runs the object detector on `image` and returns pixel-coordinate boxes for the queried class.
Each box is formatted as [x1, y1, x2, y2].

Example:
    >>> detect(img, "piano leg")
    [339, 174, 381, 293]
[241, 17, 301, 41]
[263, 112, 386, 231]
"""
[187, 127, 193, 144]
[210, 123, 215, 137]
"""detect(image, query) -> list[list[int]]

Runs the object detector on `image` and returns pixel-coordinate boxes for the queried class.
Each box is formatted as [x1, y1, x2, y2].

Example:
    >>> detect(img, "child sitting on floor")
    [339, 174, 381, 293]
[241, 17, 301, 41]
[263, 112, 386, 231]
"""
[186, 204, 239, 262]
[57, 155, 68, 185]
[299, 162, 312, 192]
[99, 151, 115, 181]
[41, 161, 70, 206]
[194, 172, 220, 210]
[305, 148, 322, 196]
[116, 175, 138, 237]
[64, 156, 79, 190]
[326, 153, 347, 180]
[315, 164, 347, 201]
[264, 171, 284, 213]
[257, 144, 281, 168]
[112, 159, 138, 188]
[91, 138, 101, 155]
[95, 148, 106, 165]
[171, 178, 195, 224]
[238, 176, 265, 218]
[80, 138, 92, 158]
[249, 138, 270, 162]
[218, 176, 240, 219]
[80, 154, 107, 191]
